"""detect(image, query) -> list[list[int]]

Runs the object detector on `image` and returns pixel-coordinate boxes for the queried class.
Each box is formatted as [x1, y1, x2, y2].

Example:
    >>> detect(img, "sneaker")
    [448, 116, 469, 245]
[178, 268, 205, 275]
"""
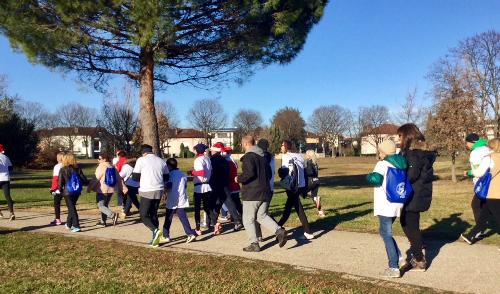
[300, 232, 314, 240]
[65, 224, 71, 230]
[55, 219, 62, 226]
[195, 230, 203, 236]
[96, 221, 107, 228]
[275, 227, 287, 248]
[409, 258, 427, 272]
[9, 213, 15, 221]
[243, 242, 261, 252]
[460, 233, 475, 245]
[112, 214, 119, 226]
[381, 268, 400, 278]
[186, 234, 196, 243]
[160, 235, 170, 244]
[257, 236, 264, 242]
[219, 216, 230, 223]
[119, 212, 127, 220]
[318, 210, 326, 218]
[70, 227, 81, 233]
[50, 219, 58, 225]
[150, 229, 162, 247]
[399, 255, 408, 269]
[234, 223, 244, 231]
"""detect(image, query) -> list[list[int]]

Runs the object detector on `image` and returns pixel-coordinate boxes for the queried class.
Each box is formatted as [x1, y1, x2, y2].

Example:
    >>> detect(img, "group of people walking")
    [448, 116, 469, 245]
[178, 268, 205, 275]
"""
[1, 122, 499, 279]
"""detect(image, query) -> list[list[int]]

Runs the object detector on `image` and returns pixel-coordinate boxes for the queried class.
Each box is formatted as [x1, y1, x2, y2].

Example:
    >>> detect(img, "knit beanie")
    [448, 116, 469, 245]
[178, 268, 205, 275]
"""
[378, 140, 396, 156]
[465, 133, 479, 143]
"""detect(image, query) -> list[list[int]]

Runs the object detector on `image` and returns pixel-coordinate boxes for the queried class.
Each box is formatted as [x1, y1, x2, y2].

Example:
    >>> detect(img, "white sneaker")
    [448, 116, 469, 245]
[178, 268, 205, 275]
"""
[381, 268, 400, 278]
[318, 210, 325, 218]
[160, 235, 170, 244]
[300, 232, 314, 240]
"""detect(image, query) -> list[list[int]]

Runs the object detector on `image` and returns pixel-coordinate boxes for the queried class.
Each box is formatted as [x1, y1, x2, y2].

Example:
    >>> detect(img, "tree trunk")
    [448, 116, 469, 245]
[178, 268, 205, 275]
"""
[451, 153, 457, 183]
[139, 49, 161, 156]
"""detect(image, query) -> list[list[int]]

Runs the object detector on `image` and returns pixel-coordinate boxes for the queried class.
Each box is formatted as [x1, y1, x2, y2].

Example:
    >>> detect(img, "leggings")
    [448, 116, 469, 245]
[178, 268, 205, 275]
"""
[278, 189, 312, 234]
[53, 193, 63, 219]
[64, 193, 80, 228]
[124, 186, 140, 215]
[0, 181, 14, 213]
[194, 192, 212, 230]
[468, 198, 500, 238]
[400, 210, 424, 261]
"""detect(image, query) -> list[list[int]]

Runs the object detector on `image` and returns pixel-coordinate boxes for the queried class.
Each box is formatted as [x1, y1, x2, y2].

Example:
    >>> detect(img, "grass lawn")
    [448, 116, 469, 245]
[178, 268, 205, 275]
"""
[4, 156, 500, 246]
[0, 230, 436, 293]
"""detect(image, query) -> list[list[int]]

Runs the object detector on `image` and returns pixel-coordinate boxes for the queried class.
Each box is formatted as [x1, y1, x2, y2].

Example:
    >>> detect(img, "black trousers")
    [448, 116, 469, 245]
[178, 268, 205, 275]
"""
[210, 187, 227, 225]
[224, 190, 242, 224]
[400, 210, 424, 261]
[468, 198, 500, 238]
[124, 186, 140, 215]
[53, 193, 63, 219]
[0, 181, 14, 213]
[278, 188, 312, 234]
[140, 198, 160, 232]
[194, 192, 212, 230]
[64, 193, 80, 228]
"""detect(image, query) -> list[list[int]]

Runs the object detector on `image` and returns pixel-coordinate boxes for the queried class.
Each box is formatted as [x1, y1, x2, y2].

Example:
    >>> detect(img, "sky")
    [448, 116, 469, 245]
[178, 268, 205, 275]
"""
[1, 0, 499, 128]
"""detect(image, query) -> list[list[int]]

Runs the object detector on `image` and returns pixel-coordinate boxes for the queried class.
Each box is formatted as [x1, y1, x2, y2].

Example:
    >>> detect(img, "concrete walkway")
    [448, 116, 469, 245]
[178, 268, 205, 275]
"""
[1, 210, 499, 294]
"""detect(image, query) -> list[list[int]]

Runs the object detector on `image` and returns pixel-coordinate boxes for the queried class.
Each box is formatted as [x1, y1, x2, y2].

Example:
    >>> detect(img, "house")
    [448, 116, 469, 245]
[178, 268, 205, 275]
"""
[211, 128, 237, 148]
[37, 127, 106, 158]
[165, 128, 237, 156]
[360, 123, 400, 155]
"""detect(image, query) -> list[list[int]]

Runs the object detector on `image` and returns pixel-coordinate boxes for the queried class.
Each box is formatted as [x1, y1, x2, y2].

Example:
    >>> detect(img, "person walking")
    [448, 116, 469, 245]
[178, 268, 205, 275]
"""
[397, 123, 436, 271]
[237, 135, 287, 252]
[209, 142, 230, 235]
[366, 140, 407, 278]
[255, 138, 276, 242]
[222, 146, 244, 231]
[303, 150, 325, 217]
[119, 157, 141, 217]
[160, 158, 197, 244]
[277, 140, 314, 240]
[113, 150, 127, 212]
[58, 153, 89, 232]
[90, 154, 121, 227]
[49, 152, 65, 225]
[190, 143, 212, 235]
[461, 137, 500, 245]
[461, 133, 492, 244]
[132, 144, 170, 247]
[0, 144, 14, 221]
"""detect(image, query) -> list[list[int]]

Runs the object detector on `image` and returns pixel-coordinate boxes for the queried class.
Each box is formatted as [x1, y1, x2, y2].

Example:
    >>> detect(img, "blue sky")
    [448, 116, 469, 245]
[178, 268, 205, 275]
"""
[1, 0, 499, 128]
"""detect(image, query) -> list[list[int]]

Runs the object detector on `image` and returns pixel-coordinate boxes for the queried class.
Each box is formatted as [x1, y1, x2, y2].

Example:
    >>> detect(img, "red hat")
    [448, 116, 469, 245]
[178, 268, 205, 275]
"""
[0, 144, 4, 153]
[223, 146, 233, 153]
[116, 150, 125, 156]
[210, 142, 225, 153]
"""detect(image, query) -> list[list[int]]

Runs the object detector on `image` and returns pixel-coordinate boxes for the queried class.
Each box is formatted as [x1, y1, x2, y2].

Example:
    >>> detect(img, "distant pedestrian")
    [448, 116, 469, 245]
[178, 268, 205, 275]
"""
[49, 152, 65, 225]
[58, 153, 89, 233]
[366, 140, 408, 278]
[277, 140, 314, 240]
[461, 133, 492, 245]
[190, 143, 212, 235]
[161, 158, 197, 244]
[237, 136, 287, 252]
[0, 144, 14, 221]
[132, 144, 169, 247]
[303, 150, 325, 217]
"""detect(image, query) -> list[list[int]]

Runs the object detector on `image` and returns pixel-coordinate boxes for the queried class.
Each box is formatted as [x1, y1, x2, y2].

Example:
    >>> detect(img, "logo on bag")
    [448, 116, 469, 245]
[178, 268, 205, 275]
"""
[396, 182, 406, 197]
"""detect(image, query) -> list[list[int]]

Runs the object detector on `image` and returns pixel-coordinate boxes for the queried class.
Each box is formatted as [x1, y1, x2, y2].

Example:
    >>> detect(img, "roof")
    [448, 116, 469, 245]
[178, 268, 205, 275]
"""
[37, 127, 103, 137]
[362, 123, 399, 136]
[173, 128, 205, 138]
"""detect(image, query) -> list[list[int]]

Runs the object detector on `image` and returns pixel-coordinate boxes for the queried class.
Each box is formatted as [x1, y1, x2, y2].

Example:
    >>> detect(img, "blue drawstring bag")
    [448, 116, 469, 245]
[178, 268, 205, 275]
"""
[67, 171, 82, 194]
[385, 167, 413, 204]
[104, 167, 117, 187]
[474, 168, 492, 200]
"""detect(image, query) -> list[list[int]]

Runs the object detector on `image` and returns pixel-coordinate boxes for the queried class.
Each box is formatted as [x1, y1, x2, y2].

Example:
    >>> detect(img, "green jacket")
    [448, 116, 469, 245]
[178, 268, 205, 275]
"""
[366, 154, 408, 187]
[466, 138, 489, 177]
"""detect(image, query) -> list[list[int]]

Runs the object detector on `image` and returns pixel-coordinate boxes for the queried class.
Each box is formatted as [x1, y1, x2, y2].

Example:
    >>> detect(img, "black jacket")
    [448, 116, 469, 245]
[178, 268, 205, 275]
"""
[238, 146, 272, 202]
[58, 165, 89, 196]
[304, 160, 319, 178]
[209, 153, 229, 190]
[402, 148, 436, 212]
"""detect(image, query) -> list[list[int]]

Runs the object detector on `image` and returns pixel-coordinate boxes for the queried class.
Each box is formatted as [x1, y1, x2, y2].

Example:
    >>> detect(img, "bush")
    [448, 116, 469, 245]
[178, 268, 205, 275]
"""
[0, 110, 38, 167]
[28, 142, 65, 169]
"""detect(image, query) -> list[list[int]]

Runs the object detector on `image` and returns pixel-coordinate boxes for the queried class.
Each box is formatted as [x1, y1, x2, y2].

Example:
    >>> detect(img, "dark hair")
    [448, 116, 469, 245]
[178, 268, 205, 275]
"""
[166, 158, 178, 169]
[141, 144, 153, 154]
[397, 123, 425, 151]
[257, 138, 269, 151]
[99, 154, 111, 162]
[282, 140, 293, 151]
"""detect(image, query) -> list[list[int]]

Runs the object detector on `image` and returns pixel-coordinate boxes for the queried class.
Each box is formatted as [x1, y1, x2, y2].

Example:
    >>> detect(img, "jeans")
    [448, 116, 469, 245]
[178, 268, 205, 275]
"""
[194, 192, 212, 230]
[64, 193, 80, 228]
[140, 197, 161, 232]
[53, 192, 63, 219]
[124, 186, 140, 215]
[223, 190, 242, 224]
[278, 188, 312, 234]
[0, 181, 14, 213]
[116, 190, 125, 207]
[378, 215, 401, 269]
[96, 193, 115, 223]
[400, 210, 424, 261]
[243, 200, 280, 244]
[163, 208, 195, 238]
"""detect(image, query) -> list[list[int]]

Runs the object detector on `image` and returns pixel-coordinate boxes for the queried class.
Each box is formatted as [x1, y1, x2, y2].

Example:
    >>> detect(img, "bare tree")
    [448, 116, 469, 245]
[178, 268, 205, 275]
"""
[359, 105, 390, 157]
[308, 105, 350, 155]
[98, 84, 138, 154]
[156, 100, 179, 156]
[454, 30, 500, 135]
[395, 88, 426, 128]
[58, 103, 97, 157]
[14, 100, 52, 130]
[188, 99, 227, 145]
[233, 109, 262, 135]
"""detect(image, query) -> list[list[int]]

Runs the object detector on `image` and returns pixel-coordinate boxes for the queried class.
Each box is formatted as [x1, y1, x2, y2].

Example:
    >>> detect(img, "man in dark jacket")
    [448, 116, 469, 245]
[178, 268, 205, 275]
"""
[237, 135, 287, 252]
[209, 142, 230, 234]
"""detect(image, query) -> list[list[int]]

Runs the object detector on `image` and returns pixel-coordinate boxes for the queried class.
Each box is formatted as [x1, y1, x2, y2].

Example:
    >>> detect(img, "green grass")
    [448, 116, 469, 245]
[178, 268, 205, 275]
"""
[0, 230, 436, 293]
[4, 156, 500, 246]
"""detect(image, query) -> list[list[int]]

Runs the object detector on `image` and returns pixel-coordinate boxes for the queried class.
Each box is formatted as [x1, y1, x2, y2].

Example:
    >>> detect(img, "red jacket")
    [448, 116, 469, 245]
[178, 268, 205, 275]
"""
[227, 157, 240, 193]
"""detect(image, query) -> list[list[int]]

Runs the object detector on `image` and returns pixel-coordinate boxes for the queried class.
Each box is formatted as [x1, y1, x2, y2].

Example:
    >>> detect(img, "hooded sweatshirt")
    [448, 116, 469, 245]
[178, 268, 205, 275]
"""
[366, 154, 407, 217]
[466, 138, 492, 181]
[238, 146, 272, 202]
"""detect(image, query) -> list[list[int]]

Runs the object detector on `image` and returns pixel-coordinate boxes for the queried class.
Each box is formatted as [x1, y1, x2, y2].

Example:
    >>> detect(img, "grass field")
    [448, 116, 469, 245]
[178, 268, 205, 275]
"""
[4, 155, 500, 246]
[0, 230, 436, 294]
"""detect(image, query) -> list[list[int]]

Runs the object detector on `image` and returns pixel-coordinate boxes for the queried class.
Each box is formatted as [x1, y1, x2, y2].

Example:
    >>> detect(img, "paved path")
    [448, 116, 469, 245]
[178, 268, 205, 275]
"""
[1, 211, 499, 294]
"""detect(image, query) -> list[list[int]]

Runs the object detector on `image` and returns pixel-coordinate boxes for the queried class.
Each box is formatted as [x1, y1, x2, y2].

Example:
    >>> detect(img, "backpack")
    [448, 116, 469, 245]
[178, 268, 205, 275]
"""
[279, 158, 301, 193]
[385, 167, 413, 204]
[104, 167, 117, 187]
[66, 169, 83, 194]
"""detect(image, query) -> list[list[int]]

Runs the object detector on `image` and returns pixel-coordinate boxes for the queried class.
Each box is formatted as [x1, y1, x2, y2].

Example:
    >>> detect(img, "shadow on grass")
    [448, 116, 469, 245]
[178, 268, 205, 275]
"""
[319, 175, 368, 189]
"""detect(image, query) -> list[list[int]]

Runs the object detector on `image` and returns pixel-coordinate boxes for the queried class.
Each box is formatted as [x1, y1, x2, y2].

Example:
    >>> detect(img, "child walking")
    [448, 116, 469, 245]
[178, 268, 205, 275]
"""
[161, 158, 197, 244]
[49, 152, 65, 225]
[366, 140, 407, 278]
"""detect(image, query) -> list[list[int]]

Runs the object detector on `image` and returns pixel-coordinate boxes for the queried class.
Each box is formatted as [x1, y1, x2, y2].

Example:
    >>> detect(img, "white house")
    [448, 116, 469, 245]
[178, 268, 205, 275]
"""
[361, 124, 400, 155]
[165, 128, 237, 156]
[38, 127, 105, 158]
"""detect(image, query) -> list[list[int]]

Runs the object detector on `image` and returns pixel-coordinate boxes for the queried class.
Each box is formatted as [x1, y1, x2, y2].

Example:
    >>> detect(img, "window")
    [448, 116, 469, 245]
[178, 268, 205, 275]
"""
[217, 133, 228, 138]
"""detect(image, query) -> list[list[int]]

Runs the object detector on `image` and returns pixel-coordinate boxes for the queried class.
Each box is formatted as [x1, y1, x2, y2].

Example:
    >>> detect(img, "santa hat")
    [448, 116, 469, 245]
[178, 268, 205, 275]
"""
[116, 150, 126, 157]
[0, 144, 4, 153]
[210, 142, 225, 153]
[223, 146, 233, 153]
